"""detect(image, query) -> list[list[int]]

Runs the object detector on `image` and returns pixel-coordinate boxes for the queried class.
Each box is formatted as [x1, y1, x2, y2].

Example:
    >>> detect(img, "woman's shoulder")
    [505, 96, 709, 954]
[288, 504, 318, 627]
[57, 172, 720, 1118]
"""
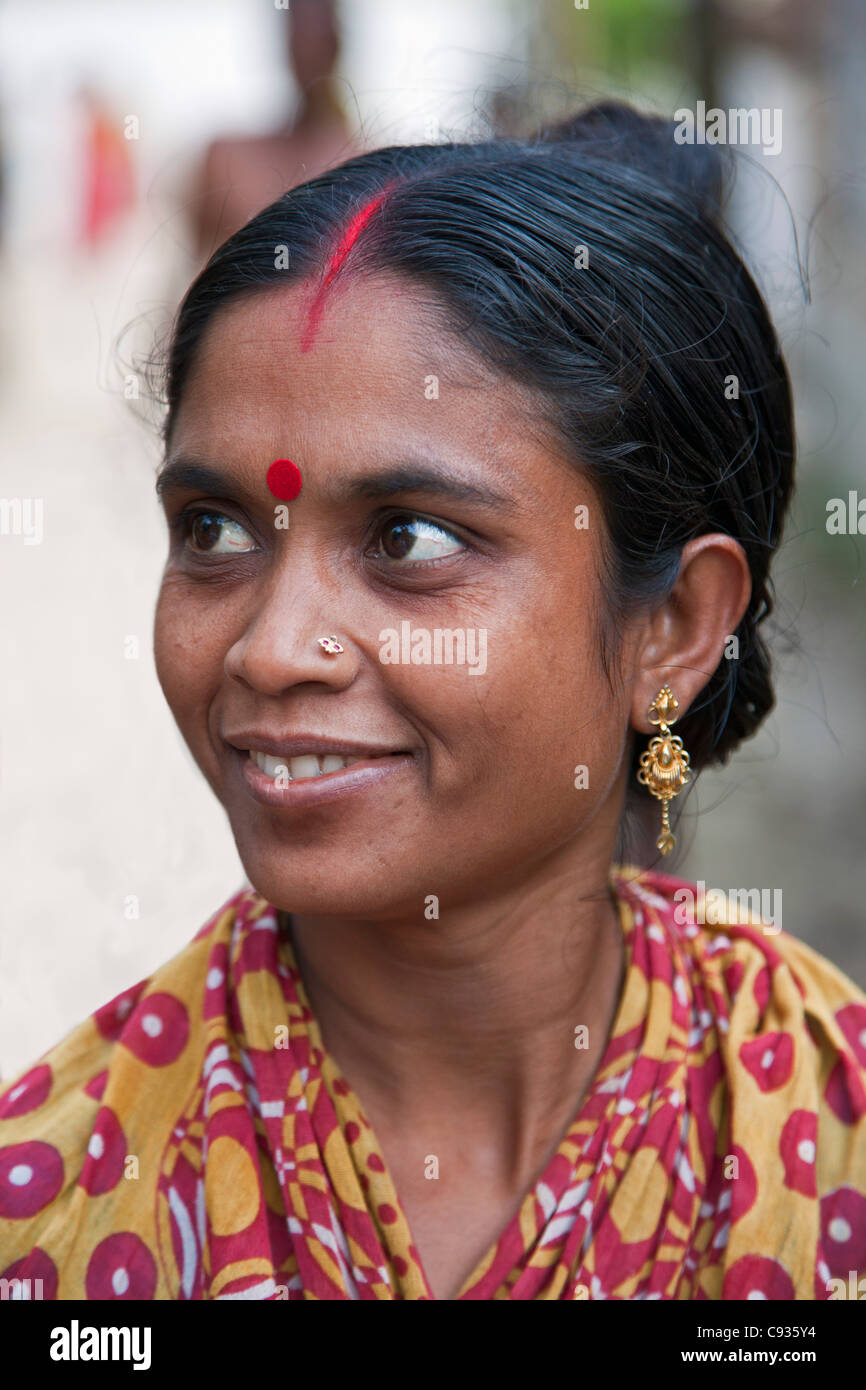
[610, 865, 866, 1298]
[616, 863, 866, 1014]
[1, 886, 253, 1111]
[0, 885, 260, 1284]
[614, 862, 866, 1124]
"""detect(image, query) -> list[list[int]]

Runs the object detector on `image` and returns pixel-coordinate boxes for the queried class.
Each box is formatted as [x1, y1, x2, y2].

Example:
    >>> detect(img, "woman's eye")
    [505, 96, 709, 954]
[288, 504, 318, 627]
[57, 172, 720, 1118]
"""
[180, 510, 256, 555]
[374, 515, 465, 564]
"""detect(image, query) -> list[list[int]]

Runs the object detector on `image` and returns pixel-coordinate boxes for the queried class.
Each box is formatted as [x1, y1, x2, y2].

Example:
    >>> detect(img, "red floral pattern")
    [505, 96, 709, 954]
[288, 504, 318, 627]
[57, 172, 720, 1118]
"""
[1, 867, 864, 1299]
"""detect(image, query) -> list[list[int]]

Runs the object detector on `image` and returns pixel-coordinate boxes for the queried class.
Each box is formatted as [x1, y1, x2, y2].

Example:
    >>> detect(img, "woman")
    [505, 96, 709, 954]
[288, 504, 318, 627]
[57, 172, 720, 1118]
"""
[1, 102, 864, 1302]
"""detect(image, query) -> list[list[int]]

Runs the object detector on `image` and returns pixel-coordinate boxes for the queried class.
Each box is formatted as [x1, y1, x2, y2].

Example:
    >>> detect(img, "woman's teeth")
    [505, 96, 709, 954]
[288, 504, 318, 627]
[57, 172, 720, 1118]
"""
[249, 751, 364, 781]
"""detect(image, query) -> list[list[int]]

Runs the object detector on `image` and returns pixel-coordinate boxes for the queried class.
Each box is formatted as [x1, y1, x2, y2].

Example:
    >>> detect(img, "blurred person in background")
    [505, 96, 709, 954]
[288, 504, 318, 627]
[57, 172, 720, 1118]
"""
[192, 0, 359, 262]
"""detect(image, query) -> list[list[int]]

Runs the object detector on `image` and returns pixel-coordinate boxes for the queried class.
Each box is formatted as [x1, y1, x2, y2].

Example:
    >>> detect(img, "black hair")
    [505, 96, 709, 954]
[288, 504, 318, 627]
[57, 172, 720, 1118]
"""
[161, 99, 795, 791]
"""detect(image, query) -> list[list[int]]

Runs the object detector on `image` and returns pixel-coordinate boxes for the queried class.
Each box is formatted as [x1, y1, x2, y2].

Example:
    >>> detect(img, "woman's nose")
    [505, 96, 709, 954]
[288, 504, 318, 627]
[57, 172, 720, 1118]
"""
[223, 564, 357, 696]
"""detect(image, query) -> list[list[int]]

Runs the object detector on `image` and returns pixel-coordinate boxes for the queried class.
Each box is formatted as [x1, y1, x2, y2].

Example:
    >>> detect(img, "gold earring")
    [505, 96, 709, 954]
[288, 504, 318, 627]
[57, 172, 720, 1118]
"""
[636, 685, 692, 856]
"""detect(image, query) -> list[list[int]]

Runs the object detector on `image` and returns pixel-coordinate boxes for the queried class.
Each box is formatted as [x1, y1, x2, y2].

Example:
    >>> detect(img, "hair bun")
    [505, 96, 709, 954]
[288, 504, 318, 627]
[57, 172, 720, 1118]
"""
[538, 100, 728, 224]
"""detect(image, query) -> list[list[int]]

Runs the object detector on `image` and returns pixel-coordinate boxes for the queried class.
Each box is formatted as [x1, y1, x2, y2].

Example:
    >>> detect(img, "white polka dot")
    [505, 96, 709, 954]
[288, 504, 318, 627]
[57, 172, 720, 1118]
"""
[713, 1222, 730, 1249]
[761, 1049, 774, 1068]
[9, 1164, 33, 1186]
[829, 1217, 851, 1244]
[111, 1267, 130, 1296]
[142, 1013, 163, 1038]
[796, 1139, 815, 1164]
[648, 925, 665, 943]
[859, 1028, 866, 1050]
[118, 999, 132, 1019]
[9, 1084, 25, 1102]
[747, 1289, 767, 1300]
[88, 1133, 105, 1160]
[206, 968, 224, 990]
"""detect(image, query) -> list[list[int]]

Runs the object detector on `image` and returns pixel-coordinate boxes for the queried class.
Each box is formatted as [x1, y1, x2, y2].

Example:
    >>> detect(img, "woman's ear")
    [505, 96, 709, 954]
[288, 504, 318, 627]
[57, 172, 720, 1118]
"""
[630, 534, 752, 733]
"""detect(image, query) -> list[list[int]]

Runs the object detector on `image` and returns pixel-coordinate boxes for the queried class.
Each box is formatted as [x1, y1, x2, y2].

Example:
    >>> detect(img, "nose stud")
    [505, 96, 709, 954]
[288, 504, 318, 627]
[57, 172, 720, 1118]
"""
[317, 635, 344, 654]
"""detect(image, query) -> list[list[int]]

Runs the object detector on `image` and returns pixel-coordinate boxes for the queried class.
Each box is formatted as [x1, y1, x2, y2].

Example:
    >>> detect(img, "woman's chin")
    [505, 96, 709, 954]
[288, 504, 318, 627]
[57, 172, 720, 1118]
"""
[238, 856, 419, 921]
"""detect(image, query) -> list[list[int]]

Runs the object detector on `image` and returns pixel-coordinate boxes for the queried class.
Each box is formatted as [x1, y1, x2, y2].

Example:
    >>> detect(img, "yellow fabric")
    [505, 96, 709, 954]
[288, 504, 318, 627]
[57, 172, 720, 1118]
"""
[1, 866, 864, 1300]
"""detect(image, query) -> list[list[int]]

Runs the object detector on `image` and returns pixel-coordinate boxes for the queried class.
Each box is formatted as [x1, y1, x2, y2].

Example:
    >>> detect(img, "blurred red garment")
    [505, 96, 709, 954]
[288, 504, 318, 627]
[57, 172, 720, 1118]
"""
[80, 95, 136, 248]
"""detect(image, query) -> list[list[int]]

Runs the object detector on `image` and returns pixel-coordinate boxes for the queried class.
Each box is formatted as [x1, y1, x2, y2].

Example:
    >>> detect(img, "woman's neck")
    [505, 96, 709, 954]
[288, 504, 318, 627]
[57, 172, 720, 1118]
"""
[293, 81, 347, 130]
[286, 845, 627, 1187]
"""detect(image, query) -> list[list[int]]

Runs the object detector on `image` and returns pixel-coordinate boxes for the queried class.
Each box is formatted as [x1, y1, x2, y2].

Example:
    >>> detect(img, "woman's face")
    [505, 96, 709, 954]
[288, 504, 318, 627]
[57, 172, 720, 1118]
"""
[154, 275, 638, 916]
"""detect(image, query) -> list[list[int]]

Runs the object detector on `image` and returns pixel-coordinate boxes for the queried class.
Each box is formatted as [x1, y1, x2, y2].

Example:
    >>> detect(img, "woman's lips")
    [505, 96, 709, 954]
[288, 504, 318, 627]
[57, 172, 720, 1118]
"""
[230, 745, 414, 809]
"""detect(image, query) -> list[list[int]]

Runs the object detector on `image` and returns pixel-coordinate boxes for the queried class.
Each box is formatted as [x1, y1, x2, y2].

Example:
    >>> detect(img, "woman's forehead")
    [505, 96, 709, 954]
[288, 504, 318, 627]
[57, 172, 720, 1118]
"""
[170, 276, 563, 483]
[189, 274, 454, 382]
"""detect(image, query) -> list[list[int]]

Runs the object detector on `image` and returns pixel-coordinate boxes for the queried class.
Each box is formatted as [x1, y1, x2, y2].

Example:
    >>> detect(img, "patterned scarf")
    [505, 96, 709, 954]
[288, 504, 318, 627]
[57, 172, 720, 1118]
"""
[1, 866, 865, 1299]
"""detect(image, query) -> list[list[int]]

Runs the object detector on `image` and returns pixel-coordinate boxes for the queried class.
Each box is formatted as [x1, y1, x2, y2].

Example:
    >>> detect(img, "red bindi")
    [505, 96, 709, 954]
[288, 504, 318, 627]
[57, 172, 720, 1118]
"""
[266, 458, 303, 500]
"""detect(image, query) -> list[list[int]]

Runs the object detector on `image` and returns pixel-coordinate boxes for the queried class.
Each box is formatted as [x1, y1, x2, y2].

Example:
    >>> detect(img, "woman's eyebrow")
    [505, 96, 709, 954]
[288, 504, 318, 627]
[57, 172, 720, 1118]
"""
[343, 465, 516, 510]
[155, 458, 243, 503]
[156, 457, 517, 510]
